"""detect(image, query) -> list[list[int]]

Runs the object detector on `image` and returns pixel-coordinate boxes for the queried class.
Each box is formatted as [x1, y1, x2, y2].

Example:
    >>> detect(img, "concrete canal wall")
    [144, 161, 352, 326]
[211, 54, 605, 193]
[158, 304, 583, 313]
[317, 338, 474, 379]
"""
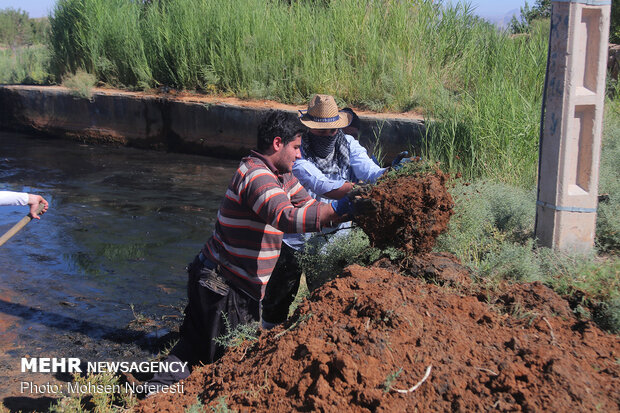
[0, 85, 425, 160]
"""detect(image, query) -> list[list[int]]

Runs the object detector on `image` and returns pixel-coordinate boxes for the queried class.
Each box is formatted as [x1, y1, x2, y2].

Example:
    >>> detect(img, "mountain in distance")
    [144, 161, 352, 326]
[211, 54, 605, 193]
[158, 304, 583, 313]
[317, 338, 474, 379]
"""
[482, 8, 521, 29]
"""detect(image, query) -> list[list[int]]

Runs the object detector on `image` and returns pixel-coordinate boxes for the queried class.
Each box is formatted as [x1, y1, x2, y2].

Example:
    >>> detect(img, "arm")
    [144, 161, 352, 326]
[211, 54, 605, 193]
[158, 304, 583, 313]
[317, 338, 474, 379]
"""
[348, 137, 387, 183]
[287, 179, 345, 226]
[318, 202, 347, 228]
[292, 159, 348, 199]
[0, 191, 48, 219]
[241, 169, 323, 234]
[0, 191, 29, 206]
[323, 182, 354, 199]
[282, 182, 345, 230]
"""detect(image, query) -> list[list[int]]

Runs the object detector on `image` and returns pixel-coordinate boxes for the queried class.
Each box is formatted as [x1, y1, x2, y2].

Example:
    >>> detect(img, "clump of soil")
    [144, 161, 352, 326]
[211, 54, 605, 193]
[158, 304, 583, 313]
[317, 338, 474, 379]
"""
[351, 167, 453, 253]
[138, 262, 620, 412]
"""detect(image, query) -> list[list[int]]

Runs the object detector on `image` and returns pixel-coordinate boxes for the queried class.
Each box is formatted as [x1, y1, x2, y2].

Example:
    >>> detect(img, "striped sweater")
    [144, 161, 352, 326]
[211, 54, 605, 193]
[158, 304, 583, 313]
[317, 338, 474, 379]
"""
[202, 152, 321, 300]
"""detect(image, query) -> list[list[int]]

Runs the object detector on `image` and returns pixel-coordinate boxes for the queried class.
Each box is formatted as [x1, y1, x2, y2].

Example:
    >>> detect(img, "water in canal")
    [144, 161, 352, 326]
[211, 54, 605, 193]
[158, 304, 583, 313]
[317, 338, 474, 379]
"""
[0, 131, 238, 400]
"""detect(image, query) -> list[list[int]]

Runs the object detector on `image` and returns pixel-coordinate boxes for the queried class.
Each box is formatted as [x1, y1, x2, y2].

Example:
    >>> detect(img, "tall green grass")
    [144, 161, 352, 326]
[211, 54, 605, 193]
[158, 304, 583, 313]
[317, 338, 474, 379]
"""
[597, 97, 620, 253]
[48, 0, 548, 186]
[0, 45, 52, 84]
[422, 20, 549, 186]
[50, 0, 151, 88]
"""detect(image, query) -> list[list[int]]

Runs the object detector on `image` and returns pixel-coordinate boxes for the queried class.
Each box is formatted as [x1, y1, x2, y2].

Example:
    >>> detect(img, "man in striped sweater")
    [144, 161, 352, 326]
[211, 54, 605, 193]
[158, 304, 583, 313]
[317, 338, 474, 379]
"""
[145, 111, 350, 394]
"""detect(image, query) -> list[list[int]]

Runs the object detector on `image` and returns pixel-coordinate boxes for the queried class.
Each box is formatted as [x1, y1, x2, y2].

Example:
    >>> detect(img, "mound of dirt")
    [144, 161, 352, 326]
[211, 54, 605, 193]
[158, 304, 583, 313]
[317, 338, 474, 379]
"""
[138, 261, 620, 412]
[351, 168, 453, 253]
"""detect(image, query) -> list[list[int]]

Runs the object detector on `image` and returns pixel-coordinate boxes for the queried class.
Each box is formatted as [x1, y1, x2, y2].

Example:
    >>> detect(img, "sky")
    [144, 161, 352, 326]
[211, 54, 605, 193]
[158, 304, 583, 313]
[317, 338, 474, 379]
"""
[469, 0, 525, 18]
[1, 0, 527, 20]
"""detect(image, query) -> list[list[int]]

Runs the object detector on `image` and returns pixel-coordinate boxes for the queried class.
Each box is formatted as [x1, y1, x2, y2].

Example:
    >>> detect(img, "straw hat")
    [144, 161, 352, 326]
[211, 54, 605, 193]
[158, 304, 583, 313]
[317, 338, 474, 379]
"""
[298, 94, 353, 129]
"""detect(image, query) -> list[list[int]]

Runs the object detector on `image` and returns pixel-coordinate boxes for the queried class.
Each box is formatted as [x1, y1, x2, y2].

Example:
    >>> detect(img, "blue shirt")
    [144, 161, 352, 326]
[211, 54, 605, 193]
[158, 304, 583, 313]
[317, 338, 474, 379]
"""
[283, 134, 386, 250]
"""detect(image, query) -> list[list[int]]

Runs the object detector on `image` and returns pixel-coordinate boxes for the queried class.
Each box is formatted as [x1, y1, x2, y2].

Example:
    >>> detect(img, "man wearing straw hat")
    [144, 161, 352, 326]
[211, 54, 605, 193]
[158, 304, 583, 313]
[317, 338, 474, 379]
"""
[261, 94, 409, 329]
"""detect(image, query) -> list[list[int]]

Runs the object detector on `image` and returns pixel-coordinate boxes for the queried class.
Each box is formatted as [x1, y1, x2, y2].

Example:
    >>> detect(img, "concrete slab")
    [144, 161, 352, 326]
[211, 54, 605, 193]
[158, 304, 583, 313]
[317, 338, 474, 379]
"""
[0, 86, 425, 162]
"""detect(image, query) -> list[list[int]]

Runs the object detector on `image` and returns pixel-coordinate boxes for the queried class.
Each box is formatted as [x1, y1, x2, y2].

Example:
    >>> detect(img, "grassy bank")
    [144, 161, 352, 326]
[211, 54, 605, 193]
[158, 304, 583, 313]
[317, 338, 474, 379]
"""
[300, 100, 620, 334]
[48, 0, 548, 186]
[434, 100, 619, 331]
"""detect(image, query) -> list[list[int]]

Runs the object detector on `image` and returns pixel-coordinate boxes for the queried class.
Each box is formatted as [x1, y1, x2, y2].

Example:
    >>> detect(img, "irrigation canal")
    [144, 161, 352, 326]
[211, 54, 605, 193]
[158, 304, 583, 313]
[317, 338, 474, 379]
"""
[0, 131, 237, 400]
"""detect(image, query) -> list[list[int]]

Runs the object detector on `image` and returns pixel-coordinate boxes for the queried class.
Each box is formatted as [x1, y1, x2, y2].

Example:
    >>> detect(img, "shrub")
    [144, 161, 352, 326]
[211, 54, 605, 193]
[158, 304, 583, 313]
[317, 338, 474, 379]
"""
[435, 180, 536, 265]
[62, 69, 96, 99]
[0, 45, 52, 84]
[213, 315, 259, 349]
[298, 228, 377, 291]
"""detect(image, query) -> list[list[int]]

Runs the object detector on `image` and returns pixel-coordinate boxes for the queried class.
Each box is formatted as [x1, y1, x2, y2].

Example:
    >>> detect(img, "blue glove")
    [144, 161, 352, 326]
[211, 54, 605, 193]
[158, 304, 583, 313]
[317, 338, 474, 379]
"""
[391, 151, 412, 171]
[331, 196, 353, 216]
[391, 151, 409, 166]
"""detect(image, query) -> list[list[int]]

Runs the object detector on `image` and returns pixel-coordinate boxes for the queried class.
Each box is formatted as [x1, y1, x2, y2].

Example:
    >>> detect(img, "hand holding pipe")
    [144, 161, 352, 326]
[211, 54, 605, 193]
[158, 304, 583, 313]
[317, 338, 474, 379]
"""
[0, 202, 47, 247]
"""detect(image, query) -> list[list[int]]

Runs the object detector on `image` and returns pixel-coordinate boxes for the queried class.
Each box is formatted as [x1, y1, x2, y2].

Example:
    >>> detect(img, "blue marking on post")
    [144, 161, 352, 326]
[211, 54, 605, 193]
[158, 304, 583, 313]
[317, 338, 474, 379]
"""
[536, 200, 597, 213]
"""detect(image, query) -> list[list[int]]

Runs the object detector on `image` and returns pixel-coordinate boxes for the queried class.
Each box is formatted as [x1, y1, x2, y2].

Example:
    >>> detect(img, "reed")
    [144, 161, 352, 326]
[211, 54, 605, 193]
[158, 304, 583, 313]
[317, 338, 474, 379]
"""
[47, 0, 549, 186]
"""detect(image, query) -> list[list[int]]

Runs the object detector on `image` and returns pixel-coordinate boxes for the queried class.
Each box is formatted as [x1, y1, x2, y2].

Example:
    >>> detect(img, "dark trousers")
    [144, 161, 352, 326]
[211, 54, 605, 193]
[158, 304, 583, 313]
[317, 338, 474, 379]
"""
[261, 244, 302, 325]
[149, 255, 259, 387]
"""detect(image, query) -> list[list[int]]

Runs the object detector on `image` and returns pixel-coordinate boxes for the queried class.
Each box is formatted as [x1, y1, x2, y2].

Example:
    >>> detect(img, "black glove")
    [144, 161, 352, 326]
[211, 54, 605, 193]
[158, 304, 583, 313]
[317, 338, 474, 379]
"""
[346, 184, 377, 217]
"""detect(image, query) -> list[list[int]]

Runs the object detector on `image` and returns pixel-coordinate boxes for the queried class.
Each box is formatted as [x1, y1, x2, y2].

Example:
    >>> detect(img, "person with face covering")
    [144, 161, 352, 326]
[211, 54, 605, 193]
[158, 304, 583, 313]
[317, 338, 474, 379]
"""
[261, 94, 409, 329]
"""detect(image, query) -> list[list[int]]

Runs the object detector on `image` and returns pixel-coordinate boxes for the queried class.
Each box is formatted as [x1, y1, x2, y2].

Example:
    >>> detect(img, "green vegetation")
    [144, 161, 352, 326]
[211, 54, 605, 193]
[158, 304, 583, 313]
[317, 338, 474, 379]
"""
[432, 100, 619, 333]
[421, 18, 548, 186]
[597, 99, 620, 253]
[509, 0, 551, 35]
[3, 0, 618, 187]
[45, 0, 548, 185]
[213, 315, 259, 349]
[299, 229, 372, 290]
[509, 0, 619, 44]
[62, 68, 97, 99]
[613, 1, 620, 44]
[383, 367, 403, 393]
[0, 8, 49, 46]
[0, 44, 52, 84]
[49, 372, 137, 412]
[299, 100, 620, 333]
[510, 0, 619, 42]
[0, 8, 52, 84]
[437, 173, 619, 332]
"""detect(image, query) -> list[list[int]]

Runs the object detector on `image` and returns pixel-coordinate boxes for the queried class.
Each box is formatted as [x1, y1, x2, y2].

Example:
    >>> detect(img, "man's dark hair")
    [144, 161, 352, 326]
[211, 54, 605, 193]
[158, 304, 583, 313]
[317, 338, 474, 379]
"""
[256, 111, 306, 153]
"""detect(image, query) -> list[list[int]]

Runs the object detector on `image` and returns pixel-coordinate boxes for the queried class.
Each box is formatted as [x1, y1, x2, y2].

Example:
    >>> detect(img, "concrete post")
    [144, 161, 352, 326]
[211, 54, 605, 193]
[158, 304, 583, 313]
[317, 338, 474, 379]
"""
[535, 0, 611, 252]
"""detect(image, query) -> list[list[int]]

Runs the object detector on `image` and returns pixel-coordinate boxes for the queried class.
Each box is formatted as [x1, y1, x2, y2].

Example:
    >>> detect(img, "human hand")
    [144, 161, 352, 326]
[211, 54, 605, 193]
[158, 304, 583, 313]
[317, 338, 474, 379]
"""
[391, 151, 409, 167]
[390, 151, 413, 171]
[331, 196, 353, 216]
[27, 194, 49, 219]
[347, 184, 376, 217]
